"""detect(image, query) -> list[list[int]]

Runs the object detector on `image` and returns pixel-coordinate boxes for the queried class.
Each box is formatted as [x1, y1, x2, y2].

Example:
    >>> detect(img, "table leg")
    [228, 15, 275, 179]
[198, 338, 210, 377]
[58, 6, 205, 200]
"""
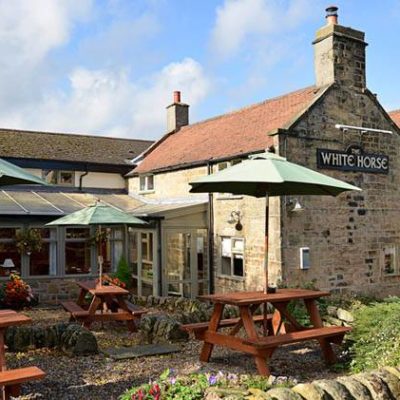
[200, 303, 224, 362]
[115, 296, 136, 332]
[304, 299, 336, 364]
[85, 296, 102, 329]
[76, 288, 88, 307]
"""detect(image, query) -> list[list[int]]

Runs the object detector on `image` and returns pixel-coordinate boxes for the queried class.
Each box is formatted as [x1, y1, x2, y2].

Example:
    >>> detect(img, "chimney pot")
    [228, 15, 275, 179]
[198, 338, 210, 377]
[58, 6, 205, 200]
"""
[173, 91, 181, 103]
[325, 5, 338, 25]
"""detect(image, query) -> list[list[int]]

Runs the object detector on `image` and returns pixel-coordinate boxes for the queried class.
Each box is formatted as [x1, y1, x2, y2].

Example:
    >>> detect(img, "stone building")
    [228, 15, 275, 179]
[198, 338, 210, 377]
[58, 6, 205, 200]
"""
[129, 7, 400, 298]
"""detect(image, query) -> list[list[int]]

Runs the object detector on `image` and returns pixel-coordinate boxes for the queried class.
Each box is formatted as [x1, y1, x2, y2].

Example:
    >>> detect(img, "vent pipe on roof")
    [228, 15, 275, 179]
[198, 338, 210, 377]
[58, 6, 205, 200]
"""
[166, 91, 189, 133]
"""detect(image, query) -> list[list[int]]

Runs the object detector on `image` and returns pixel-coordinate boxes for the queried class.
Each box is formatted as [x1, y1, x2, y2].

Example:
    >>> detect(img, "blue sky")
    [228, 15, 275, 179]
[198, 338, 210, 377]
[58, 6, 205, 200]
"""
[0, 0, 398, 140]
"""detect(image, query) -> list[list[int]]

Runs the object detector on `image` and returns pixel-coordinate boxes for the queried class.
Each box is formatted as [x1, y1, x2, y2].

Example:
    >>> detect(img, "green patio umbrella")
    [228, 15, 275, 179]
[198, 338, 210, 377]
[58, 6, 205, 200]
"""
[0, 157, 49, 186]
[47, 202, 147, 285]
[189, 151, 361, 291]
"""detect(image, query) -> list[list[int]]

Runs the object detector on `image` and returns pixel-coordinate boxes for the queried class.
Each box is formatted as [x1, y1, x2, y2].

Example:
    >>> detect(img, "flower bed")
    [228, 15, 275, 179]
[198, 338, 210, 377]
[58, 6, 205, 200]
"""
[0, 273, 36, 309]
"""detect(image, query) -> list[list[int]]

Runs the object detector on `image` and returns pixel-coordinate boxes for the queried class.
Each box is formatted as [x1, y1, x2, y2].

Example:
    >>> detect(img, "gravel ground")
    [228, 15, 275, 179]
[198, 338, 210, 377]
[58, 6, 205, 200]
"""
[7, 306, 346, 400]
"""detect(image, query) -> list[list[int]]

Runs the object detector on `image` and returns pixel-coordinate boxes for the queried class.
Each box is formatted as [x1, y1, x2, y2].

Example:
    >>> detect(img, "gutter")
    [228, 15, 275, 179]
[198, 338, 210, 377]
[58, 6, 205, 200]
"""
[207, 162, 214, 294]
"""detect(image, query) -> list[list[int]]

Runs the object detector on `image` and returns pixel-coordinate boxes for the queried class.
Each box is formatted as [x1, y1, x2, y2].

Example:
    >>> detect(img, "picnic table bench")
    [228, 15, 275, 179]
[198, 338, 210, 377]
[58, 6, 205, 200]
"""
[0, 310, 45, 400]
[61, 280, 147, 331]
[182, 289, 351, 376]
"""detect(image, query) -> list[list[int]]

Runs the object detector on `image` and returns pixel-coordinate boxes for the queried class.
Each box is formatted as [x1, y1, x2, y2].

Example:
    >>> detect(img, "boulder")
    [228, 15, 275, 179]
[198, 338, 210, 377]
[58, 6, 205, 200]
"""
[292, 383, 333, 400]
[326, 306, 338, 317]
[336, 308, 354, 323]
[264, 387, 303, 400]
[312, 379, 354, 400]
[353, 372, 392, 400]
[336, 377, 372, 400]
[60, 324, 98, 356]
[371, 370, 400, 399]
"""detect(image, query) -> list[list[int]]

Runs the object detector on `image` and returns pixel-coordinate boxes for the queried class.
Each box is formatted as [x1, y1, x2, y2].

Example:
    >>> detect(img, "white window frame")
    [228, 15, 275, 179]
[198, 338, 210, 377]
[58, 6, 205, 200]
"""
[299, 247, 310, 270]
[42, 170, 75, 186]
[219, 236, 245, 279]
[139, 174, 155, 193]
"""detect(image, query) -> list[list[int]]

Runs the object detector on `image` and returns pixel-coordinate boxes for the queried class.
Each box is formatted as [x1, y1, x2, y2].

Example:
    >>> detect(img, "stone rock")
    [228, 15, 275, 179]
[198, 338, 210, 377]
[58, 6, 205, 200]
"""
[336, 377, 372, 400]
[204, 387, 247, 400]
[292, 383, 333, 400]
[353, 372, 392, 400]
[60, 324, 98, 356]
[246, 388, 270, 399]
[372, 370, 400, 399]
[323, 316, 343, 327]
[264, 387, 304, 400]
[13, 326, 33, 351]
[312, 379, 353, 400]
[326, 306, 338, 317]
[383, 366, 400, 380]
[336, 308, 354, 323]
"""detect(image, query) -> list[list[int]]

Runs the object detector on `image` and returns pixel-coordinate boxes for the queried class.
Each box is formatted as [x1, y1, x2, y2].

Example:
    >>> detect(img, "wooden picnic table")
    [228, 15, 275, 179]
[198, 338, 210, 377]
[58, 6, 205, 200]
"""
[182, 289, 351, 376]
[61, 280, 147, 331]
[0, 310, 45, 399]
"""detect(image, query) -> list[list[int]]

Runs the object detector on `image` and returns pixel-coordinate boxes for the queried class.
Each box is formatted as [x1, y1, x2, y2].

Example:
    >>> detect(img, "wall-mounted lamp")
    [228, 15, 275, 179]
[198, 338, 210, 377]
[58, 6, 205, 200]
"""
[228, 211, 243, 231]
[288, 198, 304, 213]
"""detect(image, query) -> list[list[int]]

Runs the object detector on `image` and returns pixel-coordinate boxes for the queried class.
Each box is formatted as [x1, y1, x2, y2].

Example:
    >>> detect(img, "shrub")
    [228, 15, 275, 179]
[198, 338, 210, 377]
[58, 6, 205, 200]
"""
[120, 369, 292, 400]
[113, 256, 131, 288]
[1, 273, 35, 309]
[349, 297, 400, 372]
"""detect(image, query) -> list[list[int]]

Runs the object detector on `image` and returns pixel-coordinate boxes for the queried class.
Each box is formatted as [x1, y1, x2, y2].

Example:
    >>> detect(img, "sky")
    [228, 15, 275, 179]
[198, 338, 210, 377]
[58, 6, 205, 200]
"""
[0, 0, 399, 141]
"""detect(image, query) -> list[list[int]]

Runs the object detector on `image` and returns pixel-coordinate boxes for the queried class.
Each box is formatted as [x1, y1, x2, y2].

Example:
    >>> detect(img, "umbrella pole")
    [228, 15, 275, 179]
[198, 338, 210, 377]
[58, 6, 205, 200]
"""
[264, 194, 269, 293]
[98, 224, 103, 287]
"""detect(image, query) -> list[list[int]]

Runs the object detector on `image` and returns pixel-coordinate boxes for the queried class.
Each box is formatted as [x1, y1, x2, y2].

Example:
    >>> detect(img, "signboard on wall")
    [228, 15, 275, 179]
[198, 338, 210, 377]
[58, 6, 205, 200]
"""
[316, 145, 389, 174]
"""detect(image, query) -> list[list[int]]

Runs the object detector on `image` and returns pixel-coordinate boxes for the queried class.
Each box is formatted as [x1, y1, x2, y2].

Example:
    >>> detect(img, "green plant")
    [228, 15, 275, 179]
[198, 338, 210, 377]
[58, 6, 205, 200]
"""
[113, 256, 131, 289]
[349, 298, 400, 372]
[15, 229, 42, 255]
[1, 273, 35, 309]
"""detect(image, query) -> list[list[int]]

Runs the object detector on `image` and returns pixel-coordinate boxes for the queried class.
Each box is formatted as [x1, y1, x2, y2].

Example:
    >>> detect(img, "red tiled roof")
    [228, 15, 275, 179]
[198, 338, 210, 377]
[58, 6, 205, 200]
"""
[389, 110, 400, 128]
[134, 86, 325, 174]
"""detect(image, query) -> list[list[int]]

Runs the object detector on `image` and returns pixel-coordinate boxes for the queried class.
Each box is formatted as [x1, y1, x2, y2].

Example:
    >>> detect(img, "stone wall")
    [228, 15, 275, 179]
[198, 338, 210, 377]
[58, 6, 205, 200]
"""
[204, 367, 400, 399]
[28, 277, 91, 303]
[279, 85, 400, 296]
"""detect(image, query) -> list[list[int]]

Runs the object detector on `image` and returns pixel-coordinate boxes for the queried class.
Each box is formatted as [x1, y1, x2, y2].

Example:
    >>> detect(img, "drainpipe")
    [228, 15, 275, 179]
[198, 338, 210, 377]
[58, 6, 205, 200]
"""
[207, 162, 214, 294]
[157, 220, 162, 296]
[79, 166, 89, 191]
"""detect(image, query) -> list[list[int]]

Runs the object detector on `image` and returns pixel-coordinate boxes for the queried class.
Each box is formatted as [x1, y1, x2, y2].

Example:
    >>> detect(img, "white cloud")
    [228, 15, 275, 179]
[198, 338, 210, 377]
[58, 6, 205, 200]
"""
[2, 58, 211, 139]
[210, 0, 318, 60]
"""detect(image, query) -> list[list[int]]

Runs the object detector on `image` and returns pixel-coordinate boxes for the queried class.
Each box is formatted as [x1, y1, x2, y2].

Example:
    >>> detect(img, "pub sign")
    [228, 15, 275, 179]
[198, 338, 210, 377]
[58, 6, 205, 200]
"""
[316, 145, 389, 174]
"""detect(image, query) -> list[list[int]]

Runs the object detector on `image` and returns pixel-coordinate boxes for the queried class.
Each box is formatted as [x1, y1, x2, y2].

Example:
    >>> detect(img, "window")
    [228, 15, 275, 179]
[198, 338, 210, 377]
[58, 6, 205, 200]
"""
[0, 228, 21, 276]
[383, 246, 398, 275]
[220, 237, 244, 278]
[300, 247, 310, 270]
[129, 230, 155, 296]
[65, 228, 91, 275]
[99, 227, 124, 274]
[29, 228, 57, 276]
[43, 170, 74, 186]
[139, 175, 154, 192]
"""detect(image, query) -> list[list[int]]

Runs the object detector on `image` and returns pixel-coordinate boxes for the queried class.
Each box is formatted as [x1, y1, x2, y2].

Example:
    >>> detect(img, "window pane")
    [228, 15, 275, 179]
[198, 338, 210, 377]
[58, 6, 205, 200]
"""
[222, 237, 231, 257]
[233, 255, 244, 277]
[129, 232, 138, 276]
[59, 171, 74, 186]
[147, 175, 154, 190]
[139, 176, 146, 191]
[30, 242, 57, 276]
[142, 262, 153, 280]
[142, 281, 153, 296]
[166, 233, 191, 282]
[0, 242, 20, 276]
[0, 228, 20, 239]
[66, 228, 90, 239]
[197, 230, 208, 281]
[65, 242, 91, 274]
[232, 238, 244, 253]
[43, 170, 57, 184]
[141, 233, 153, 262]
[221, 256, 231, 275]
[218, 162, 228, 171]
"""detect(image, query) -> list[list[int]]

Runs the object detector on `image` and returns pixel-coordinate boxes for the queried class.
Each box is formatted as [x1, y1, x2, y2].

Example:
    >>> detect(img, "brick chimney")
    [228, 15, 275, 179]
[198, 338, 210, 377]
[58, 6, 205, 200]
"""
[313, 6, 367, 90]
[166, 91, 189, 133]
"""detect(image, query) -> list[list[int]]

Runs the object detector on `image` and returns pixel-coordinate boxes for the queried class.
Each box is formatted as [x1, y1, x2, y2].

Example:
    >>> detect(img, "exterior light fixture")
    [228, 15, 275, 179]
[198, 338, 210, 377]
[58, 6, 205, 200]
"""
[287, 198, 304, 213]
[228, 211, 243, 231]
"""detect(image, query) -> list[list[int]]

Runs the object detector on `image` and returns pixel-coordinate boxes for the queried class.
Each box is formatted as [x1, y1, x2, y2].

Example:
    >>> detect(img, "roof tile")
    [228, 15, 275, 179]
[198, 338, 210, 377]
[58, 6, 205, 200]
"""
[0, 128, 153, 166]
[135, 86, 323, 173]
[389, 110, 400, 128]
